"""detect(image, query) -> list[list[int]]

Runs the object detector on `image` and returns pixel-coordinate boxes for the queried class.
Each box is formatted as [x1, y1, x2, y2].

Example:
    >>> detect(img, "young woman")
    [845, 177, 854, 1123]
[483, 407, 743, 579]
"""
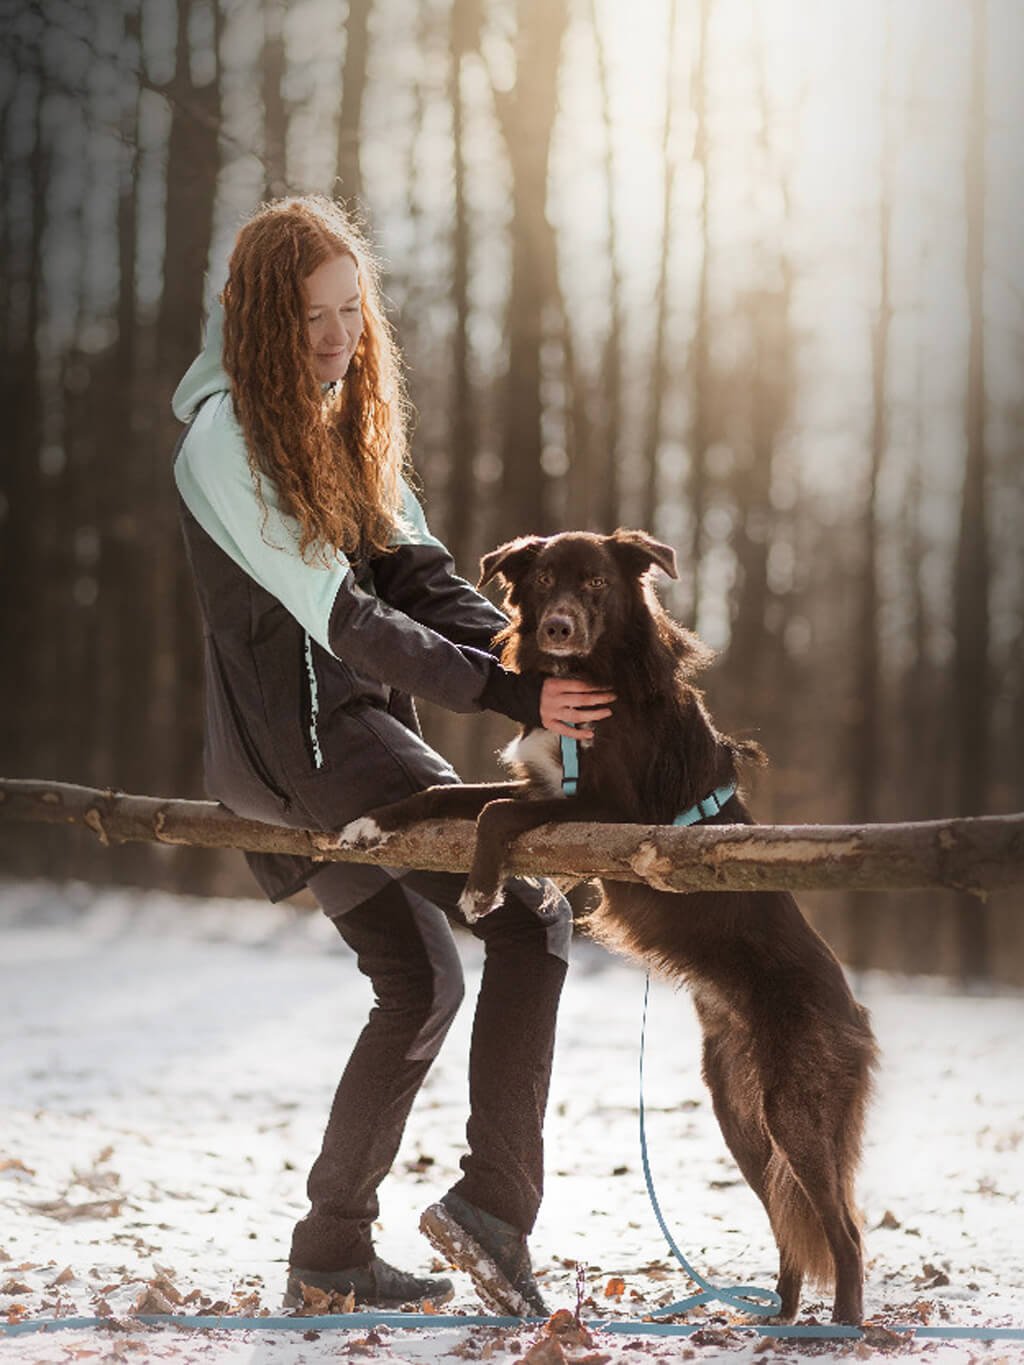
[171, 196, 614, 1315]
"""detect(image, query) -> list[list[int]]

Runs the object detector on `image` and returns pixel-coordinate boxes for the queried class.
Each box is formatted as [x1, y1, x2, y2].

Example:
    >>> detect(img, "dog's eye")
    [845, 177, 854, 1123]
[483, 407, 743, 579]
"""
[587, 576, 608, 590]
[536, 569, 554, 588]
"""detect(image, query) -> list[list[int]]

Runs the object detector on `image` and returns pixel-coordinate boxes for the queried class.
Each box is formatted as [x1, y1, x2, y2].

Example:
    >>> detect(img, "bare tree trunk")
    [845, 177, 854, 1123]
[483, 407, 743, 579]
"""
[953, 0, 991, 981]
[495, 0, 569, 540]
[590, 0, 623, 532]
[727, 21, 793, 694]
[687, 0, 713, 626]
[153, 0, 225, 892]
[99, 0, 144, 800]
[335, 0, 372, 202]
[641, 0, 679, 536]
[847, 15, 893, 972]
[562, 302, 596, 528]
[262, 0, 288, 201]
[444, 0, 481, 572]
[0, 56, 46, 788]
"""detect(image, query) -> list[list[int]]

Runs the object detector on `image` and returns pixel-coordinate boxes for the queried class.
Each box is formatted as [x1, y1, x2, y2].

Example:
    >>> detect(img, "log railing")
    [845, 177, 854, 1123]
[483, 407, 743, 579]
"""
[2, 778, 1022, 896]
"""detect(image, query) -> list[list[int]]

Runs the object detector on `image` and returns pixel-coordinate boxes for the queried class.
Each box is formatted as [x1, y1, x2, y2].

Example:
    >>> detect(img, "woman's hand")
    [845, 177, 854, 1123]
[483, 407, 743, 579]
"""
[539, 677, 616, 740]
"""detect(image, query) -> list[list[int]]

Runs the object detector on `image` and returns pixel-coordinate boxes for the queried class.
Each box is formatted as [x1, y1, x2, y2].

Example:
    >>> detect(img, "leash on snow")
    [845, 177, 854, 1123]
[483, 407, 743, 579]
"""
[5, 1313, 1024, 1342]
[638, 971, 782, 1318]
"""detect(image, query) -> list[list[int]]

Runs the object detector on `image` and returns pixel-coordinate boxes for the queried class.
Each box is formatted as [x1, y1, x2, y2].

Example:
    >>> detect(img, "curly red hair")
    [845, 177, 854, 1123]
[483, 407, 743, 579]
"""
[221, 196, 411, 562]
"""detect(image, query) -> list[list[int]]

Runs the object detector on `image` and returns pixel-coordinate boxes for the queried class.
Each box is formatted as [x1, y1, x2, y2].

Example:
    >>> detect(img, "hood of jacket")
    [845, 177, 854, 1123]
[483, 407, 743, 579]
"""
[172, 298, 229, 422]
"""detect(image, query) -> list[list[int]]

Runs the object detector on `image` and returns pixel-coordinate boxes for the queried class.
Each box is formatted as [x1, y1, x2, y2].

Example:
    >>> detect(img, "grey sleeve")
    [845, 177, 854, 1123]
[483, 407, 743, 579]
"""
[174, 400, 540, 724]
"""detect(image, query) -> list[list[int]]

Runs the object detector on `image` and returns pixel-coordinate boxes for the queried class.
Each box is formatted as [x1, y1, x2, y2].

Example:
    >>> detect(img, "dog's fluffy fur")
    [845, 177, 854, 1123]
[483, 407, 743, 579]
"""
[342, 529, 879, 1325]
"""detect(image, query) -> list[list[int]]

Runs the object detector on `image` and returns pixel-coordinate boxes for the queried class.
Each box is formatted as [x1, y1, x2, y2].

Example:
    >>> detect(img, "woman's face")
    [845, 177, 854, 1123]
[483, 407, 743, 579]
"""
[303, 253, 364, 383]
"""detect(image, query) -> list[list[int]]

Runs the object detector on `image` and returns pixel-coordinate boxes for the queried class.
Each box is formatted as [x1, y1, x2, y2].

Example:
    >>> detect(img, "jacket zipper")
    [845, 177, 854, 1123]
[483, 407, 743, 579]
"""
[304, 632, 325, 769]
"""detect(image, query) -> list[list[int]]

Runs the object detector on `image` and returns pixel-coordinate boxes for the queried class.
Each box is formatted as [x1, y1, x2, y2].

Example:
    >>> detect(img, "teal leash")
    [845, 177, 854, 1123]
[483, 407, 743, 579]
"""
[639, 972, 782, 1317]
[4, 1313, 1024, 1341]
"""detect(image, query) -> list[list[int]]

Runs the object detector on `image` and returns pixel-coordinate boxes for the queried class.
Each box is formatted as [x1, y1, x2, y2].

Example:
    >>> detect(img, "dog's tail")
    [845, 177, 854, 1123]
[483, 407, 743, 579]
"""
[763, 1151, 845, 1288]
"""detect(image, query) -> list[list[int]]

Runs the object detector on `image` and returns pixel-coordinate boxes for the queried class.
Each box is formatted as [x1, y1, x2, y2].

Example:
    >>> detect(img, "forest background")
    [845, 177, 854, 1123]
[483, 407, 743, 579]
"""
[1, 0, 1022, 981]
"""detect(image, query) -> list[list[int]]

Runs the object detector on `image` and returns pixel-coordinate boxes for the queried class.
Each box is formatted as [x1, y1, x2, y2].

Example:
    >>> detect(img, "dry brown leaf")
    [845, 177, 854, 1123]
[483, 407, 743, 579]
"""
[860, 1324, 907, 1352]
[29, 1197, 123, 1222]
[151, 1273, 183, 1304]
[520, 1336, 566, 1365]
[603, 1276, 626, 1299]
[0, 1158, 35, 1177]
[294, 1281, 356, 1315]
[545, 1309, 594, 1348]
[1, 1280, 33, 1295]
[51, 1266, 75, 1286]
[134, 1285, 176, 1315]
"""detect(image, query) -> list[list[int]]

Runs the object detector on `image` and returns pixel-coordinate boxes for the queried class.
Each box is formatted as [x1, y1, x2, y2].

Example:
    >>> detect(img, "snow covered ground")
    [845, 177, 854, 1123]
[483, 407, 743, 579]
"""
[1, 877, 1022, 1363]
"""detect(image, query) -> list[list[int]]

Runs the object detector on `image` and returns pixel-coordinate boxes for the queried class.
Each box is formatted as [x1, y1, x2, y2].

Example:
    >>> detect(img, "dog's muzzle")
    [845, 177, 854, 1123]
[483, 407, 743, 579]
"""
[538, 605, 591, 656]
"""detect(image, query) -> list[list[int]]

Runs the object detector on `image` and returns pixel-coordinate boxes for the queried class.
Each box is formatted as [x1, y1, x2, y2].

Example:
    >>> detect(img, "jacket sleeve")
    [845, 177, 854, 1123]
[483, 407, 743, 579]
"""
[173, 395, 541, 725]
[368, 482, 509, 657]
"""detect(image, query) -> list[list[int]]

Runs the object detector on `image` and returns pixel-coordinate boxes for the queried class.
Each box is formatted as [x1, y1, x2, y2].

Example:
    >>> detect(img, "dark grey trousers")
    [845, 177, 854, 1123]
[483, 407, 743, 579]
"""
[288, 865, 571, 1271]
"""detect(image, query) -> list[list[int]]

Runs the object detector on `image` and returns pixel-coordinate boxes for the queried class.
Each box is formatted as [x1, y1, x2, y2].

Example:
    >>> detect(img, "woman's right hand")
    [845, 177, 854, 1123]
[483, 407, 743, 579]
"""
[539, 677, 616, 740]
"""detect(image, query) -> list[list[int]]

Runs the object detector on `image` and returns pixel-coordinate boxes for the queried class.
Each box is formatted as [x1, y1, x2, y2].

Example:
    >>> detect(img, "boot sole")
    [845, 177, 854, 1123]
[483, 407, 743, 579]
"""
[283, 1274, 454, 1312]
[419, 1202, 538, 1319]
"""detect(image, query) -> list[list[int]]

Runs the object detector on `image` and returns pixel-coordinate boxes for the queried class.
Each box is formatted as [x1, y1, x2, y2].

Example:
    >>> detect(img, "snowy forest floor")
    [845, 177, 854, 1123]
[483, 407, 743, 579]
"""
[1, 878, 1022, 1364]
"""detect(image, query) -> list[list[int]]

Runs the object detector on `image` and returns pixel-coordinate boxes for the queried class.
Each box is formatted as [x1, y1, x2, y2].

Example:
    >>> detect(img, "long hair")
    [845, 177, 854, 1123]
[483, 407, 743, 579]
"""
[221, 195, 411, 562]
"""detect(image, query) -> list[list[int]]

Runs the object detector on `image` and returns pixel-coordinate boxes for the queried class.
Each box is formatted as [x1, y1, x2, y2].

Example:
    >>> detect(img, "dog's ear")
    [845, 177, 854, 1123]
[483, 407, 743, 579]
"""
[478, 536, 545, 588]
[608, 529, 679, 580]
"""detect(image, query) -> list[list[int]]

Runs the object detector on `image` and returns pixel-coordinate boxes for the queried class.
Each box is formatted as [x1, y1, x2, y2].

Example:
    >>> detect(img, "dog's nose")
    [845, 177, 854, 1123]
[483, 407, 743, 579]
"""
[541, 615, 575, 645]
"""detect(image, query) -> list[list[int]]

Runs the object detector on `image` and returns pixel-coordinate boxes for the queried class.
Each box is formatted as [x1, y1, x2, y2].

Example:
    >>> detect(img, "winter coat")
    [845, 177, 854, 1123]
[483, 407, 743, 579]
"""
[171, 302, 540, 905]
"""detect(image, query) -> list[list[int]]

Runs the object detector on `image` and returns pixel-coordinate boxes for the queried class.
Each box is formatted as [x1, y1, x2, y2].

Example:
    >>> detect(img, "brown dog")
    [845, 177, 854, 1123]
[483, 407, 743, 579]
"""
[341, 529, 878, 1324]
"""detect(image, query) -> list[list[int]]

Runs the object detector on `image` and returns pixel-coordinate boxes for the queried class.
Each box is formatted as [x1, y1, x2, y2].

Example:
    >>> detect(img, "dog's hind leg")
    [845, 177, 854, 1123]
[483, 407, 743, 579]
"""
[696, 1007, 803, 1319]
[761, 1088, 863, 1325]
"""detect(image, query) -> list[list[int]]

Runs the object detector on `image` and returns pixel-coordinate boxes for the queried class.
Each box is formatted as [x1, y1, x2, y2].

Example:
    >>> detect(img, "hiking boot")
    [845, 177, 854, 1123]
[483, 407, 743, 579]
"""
[419, 1191, 548, 1318]
[284, 1255, 454, 1310]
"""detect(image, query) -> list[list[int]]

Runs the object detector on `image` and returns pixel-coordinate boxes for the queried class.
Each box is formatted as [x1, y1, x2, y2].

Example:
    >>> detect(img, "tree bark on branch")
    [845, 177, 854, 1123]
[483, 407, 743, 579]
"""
[1, 780, 1021, 899]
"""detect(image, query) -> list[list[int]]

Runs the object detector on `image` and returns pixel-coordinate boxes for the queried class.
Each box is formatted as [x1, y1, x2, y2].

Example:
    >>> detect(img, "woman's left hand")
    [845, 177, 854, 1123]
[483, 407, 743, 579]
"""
[539, 677, 616, 740]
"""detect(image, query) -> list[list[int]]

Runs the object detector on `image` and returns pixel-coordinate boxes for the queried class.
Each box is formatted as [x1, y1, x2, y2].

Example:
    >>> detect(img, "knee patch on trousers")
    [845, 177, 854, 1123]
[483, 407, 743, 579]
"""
[402, 887, 466, 1062]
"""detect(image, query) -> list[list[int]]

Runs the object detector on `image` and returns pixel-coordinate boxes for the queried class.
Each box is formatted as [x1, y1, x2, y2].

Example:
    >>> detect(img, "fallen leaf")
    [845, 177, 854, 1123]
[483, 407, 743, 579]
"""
[545, 1308, 594, 1347]
[520, 1336, 566, 1365]
[603, 1276, 626, 1299]
[1, 1280, 33, 1295]
[0, 1158, 35, 1177]
[134, 1286, 176, 1315]
[150, 1272, 183, 1305]
[294, 1281, 355, 1315]
[861, 1324, 907, 1352]
[28, 1197, 123, 1222]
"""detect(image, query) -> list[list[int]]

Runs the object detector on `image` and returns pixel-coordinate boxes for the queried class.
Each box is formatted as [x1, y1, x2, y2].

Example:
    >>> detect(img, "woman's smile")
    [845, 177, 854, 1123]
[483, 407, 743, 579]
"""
[304, 253, 364, 382]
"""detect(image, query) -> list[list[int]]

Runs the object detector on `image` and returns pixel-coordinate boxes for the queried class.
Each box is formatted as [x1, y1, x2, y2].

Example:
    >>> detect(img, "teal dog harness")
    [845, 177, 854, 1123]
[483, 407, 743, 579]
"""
[559, 731, 735, 823]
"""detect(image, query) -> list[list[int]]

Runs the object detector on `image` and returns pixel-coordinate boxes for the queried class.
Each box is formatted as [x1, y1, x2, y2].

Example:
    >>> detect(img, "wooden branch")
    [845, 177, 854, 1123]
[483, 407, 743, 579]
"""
[2, 778, 1022, 898]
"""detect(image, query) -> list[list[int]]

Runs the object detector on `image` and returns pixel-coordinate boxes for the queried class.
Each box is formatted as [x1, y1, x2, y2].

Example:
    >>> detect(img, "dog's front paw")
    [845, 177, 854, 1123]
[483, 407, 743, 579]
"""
[335, 815, 393, 848]
[458, 885, 505, 924]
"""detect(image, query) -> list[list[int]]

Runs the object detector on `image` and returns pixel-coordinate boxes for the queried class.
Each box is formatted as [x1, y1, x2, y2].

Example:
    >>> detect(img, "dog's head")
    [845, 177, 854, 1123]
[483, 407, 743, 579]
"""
[479, 529, 678, 667]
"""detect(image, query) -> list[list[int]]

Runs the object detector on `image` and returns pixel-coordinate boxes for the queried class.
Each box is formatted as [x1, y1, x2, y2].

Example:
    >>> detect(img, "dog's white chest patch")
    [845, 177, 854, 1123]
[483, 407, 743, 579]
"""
[500, 728, 566, 799]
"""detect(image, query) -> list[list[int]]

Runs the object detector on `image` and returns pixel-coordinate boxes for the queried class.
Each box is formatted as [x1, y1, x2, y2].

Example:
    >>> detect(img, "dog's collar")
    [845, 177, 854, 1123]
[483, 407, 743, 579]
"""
[559, 730, 736, 823]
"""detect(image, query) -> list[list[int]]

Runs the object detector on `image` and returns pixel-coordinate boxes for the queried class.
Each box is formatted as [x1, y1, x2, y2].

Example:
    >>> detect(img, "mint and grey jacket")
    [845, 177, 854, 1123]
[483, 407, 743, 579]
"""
[172, 303, 539, 903]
